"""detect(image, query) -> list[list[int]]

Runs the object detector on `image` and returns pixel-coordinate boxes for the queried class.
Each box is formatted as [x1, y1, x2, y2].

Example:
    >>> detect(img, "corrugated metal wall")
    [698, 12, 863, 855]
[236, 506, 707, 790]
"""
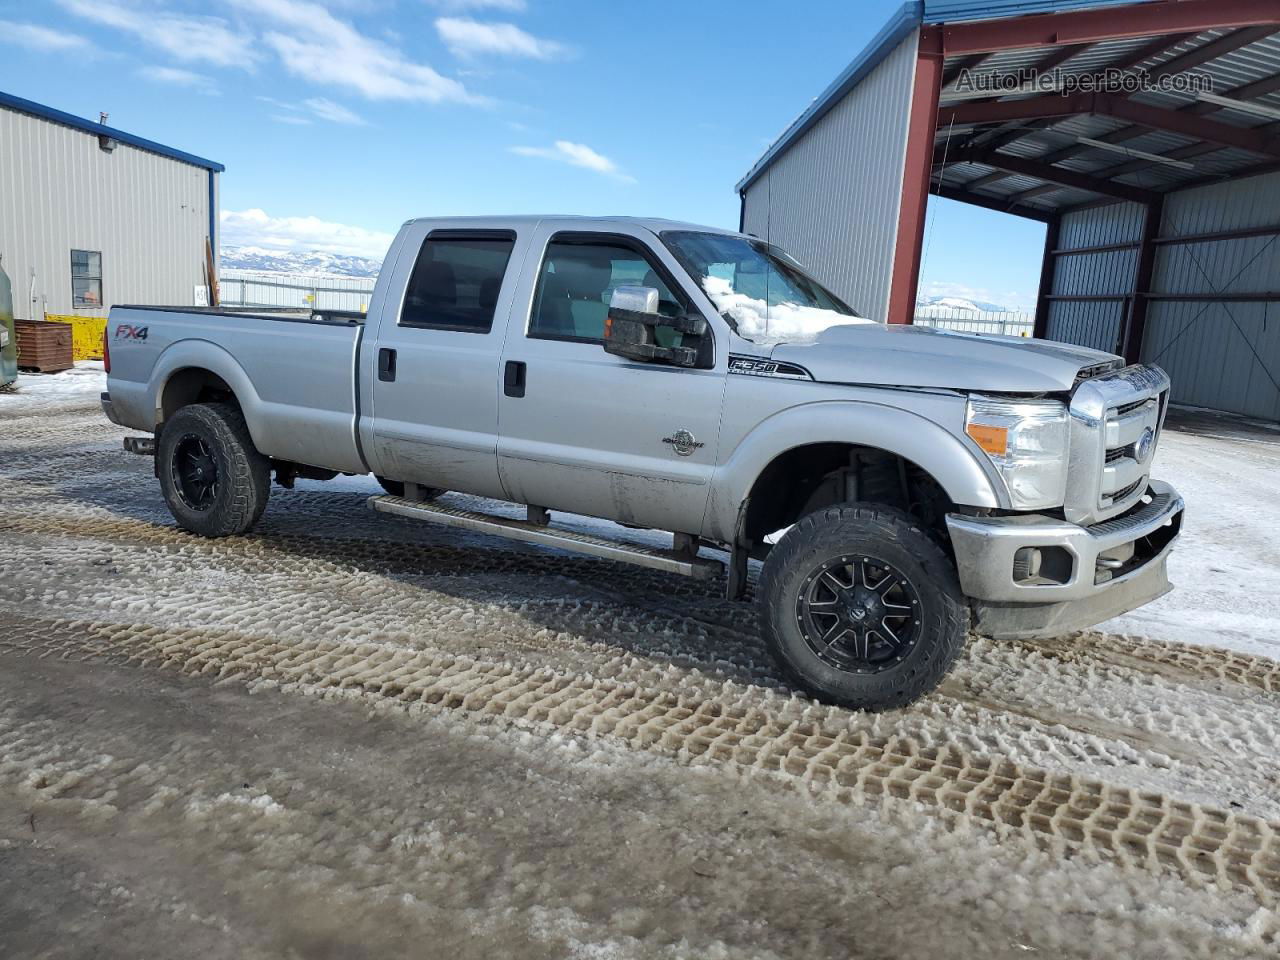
[741, 32, 917, 322]
[1044, 176, 1280, 420]
[1141, 171, 1280, 421]
[0, 106, 213, 321]
[1045, 201, 1144, 353]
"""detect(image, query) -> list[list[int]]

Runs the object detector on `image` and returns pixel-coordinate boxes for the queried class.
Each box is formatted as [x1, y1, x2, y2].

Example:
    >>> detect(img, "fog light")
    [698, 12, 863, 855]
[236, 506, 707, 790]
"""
[1013, 547, 1042, 582]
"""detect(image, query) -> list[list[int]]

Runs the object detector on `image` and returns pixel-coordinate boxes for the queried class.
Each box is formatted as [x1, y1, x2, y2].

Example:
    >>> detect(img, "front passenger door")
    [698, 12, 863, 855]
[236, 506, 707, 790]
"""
[496, 225, 729, 533]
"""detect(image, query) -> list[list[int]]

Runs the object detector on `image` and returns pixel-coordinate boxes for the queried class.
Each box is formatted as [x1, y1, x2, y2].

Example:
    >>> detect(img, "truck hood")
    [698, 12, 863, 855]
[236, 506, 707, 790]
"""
[768, 323, 1119, 393]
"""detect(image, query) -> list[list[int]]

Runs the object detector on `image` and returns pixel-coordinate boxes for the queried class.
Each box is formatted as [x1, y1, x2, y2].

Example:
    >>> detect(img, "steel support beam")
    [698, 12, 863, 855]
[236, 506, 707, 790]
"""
[944, 32, 1199, 180]
[939, 93, 1280, 158]
[1144, 291, 1280, 301]
[930, 182, 1056, 222]
[1051, 241, 1140, 257]
[1123, 198, 1164, 364]
[944, 149, 1160, 203]
[1105, 97, 1280, 158]
[1033, 217, 1060, 339]
[941, 52, 990, 89]
[938, 0, 1280, 55]
[888, 28, 944, 326]
[1154, 223, 1280, 246]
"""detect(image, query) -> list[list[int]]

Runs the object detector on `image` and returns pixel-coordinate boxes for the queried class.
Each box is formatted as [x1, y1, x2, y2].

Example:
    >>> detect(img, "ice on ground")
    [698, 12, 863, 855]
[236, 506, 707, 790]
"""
[2, 361, 106, 412]
[1101, 409, 1280, 658]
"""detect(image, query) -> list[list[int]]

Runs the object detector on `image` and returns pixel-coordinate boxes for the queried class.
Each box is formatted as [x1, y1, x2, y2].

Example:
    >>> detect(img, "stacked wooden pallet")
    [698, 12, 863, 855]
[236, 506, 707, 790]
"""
[14, 319, 74, 373]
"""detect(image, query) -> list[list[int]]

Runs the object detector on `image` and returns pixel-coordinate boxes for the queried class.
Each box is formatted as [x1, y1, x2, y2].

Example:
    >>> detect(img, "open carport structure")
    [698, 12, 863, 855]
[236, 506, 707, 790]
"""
[737, 0, 1280, 420]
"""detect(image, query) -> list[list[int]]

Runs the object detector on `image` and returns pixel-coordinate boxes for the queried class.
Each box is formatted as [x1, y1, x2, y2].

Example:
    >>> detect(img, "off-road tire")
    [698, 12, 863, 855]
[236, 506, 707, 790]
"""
[759, 503, 968, 711]
[158, 403, 270, 537]
[376, 476, 444, 501]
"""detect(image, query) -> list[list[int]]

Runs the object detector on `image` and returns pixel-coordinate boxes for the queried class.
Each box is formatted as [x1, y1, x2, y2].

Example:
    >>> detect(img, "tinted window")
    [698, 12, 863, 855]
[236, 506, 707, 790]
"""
[530, 240, 684, 342]
[400, 235, 514, 332]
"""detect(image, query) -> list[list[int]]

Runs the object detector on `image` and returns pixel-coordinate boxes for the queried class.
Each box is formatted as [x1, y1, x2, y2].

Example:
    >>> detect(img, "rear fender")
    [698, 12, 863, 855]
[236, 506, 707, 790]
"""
[149, 340, 267, 448]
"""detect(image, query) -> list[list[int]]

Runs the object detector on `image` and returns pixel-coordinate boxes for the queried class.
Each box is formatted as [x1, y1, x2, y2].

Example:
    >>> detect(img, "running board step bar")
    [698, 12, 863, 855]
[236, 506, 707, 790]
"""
[368, 496, 724, 580]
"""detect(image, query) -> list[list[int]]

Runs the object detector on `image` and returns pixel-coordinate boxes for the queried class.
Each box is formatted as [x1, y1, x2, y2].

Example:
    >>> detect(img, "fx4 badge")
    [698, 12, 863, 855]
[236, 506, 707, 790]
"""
[662, 429, 704, 457]
[114, 324, 149, 341]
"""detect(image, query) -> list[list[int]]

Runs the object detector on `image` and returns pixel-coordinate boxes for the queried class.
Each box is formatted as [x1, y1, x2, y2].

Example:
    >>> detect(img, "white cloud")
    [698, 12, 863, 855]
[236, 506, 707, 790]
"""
[137, 66, 220, 95]
[435, 17, 568, 60]
[303, 97, 367, 125]
[257, 95, 367, 126]
[57, 0, 256, 67]
[229, 0, 483, 105]
[0, 20, 90, 52]
[510, 140, 634, 182]
[427, 0, 527, 11]
[220, 208, 394, 259]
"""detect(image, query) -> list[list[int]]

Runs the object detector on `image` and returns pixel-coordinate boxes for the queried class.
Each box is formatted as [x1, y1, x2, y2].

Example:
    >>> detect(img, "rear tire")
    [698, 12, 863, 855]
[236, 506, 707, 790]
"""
[158, 403, 270, 537]
[758, 503, 968, 711]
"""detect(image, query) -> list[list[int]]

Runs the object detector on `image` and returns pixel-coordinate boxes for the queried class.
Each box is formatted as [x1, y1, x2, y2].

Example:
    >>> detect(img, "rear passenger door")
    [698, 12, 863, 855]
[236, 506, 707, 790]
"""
[366, 225, 525, 499]
[495, 224, 729, 533]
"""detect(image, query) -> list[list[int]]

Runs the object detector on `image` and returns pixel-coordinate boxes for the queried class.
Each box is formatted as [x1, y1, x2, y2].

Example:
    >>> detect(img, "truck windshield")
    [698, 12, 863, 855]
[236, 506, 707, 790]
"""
[662, 231, 870, 345]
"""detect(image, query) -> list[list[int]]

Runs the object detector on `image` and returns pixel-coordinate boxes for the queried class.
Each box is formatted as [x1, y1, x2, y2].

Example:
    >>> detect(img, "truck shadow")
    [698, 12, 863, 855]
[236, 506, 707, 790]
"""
[45, 476, 785, 694]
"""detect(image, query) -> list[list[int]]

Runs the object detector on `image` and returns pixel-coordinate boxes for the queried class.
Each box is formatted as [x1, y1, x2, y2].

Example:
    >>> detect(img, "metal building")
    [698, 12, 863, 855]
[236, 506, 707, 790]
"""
[0, 90, 222, 322]
[738, 0, 1280, 421]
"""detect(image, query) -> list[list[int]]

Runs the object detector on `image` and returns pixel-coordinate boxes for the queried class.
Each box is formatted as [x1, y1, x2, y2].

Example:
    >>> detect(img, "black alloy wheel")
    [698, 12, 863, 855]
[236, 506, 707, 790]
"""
[795, 556, 921, 673]
[171, 434, 220, 511]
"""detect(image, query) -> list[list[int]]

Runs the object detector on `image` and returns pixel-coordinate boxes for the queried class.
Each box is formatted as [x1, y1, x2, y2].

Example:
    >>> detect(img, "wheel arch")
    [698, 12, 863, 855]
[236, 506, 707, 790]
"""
[149, 341, 268, 450]
[706, 401, 1008, 544]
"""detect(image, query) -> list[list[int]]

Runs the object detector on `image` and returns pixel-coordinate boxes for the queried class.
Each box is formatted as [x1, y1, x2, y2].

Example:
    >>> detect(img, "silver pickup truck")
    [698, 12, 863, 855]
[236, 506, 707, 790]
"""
[102, 215, 1184, 710]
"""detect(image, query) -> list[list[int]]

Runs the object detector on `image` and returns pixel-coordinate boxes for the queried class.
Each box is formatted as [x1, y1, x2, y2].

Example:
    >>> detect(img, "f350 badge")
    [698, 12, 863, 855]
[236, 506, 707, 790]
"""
[662, 429, 704, 457]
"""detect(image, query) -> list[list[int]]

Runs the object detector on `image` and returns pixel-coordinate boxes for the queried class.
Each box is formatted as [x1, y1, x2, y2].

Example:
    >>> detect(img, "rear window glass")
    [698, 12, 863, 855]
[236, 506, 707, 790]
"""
[400, 235, 514, 332]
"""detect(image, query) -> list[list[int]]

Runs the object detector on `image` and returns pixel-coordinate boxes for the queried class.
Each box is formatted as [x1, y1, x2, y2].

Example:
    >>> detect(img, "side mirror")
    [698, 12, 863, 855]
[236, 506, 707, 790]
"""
[603, 286, 708, 367]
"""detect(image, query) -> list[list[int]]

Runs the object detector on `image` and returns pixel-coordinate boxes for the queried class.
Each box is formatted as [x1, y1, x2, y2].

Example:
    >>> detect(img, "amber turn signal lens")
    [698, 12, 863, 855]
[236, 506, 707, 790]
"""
[966, 422, 1008, 456]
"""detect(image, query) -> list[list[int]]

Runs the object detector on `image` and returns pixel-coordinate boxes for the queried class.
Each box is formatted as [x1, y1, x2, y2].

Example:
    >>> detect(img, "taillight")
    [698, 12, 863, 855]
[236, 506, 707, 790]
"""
[103, 327, 111, 374]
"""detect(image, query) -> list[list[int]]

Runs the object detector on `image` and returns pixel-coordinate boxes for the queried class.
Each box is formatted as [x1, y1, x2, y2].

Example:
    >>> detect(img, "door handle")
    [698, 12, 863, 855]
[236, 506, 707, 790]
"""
[504, 360, 526, 398]
[378, 348, 397, 382]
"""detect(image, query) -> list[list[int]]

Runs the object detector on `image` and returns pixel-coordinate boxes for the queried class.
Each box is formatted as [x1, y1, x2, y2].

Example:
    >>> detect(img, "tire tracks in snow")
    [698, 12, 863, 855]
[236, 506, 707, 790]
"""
[1, 612, 1278, 906]
[4, 504, 1280, 820]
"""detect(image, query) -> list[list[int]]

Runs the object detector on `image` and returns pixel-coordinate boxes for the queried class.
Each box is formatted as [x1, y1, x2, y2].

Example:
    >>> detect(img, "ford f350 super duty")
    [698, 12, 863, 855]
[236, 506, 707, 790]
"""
[101, 216, 1184, 710]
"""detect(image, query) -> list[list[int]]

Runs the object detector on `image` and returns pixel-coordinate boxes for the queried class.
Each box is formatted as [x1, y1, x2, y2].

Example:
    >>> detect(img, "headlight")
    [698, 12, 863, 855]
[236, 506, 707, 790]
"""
[965, 396, 1068, 510]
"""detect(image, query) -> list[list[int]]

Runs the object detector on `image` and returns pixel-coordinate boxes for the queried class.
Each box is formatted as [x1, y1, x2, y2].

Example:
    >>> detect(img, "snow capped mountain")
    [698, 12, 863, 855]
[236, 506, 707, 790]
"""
[915, 294, 1018, 314]
[220, 246, 382, 278]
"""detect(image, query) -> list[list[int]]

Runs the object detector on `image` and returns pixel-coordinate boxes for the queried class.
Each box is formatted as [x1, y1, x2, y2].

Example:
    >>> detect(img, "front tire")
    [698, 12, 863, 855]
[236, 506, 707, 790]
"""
[158, 403, 270, 537]
[758, 503, 968, 711]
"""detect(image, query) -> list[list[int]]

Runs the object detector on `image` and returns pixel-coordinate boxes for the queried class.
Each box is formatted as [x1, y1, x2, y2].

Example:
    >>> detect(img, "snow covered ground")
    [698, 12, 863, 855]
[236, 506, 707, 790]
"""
[1, 363, 1278, 958]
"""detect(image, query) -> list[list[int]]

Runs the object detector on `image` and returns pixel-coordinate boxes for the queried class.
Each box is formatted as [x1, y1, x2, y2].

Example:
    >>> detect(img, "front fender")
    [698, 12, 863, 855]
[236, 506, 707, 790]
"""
[704, 399, 1008, 541]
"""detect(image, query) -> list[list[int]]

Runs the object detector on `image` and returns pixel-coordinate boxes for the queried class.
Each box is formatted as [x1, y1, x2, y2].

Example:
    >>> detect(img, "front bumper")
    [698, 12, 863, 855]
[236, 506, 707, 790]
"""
[946, 480, 1184, 639]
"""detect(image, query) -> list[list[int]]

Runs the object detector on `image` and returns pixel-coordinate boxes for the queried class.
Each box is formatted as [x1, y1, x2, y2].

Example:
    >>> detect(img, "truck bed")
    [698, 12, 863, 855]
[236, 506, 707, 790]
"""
[104, 304, 369, 476]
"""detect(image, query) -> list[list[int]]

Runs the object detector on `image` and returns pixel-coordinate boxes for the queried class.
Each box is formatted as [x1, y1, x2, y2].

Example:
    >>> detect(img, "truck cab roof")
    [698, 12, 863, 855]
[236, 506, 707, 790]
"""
[402, 215, 742, 237]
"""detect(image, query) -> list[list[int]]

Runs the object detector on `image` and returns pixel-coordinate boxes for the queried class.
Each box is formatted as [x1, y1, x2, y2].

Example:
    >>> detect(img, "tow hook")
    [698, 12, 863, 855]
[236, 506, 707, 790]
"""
[123, 437, 156, 456]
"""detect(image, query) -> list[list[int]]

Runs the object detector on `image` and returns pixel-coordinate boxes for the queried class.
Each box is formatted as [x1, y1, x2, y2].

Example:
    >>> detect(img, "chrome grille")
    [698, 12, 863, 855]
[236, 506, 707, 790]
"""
[1065, 365, 1170, 526]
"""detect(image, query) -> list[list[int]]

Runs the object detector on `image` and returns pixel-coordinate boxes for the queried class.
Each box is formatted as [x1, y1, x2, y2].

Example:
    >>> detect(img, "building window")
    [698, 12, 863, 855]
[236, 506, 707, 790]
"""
[71, 250, 103, 308]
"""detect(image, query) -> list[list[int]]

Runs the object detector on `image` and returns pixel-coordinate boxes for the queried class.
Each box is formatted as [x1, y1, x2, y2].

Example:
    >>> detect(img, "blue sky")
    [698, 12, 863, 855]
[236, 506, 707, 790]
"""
[0, 0, 1046, 310]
